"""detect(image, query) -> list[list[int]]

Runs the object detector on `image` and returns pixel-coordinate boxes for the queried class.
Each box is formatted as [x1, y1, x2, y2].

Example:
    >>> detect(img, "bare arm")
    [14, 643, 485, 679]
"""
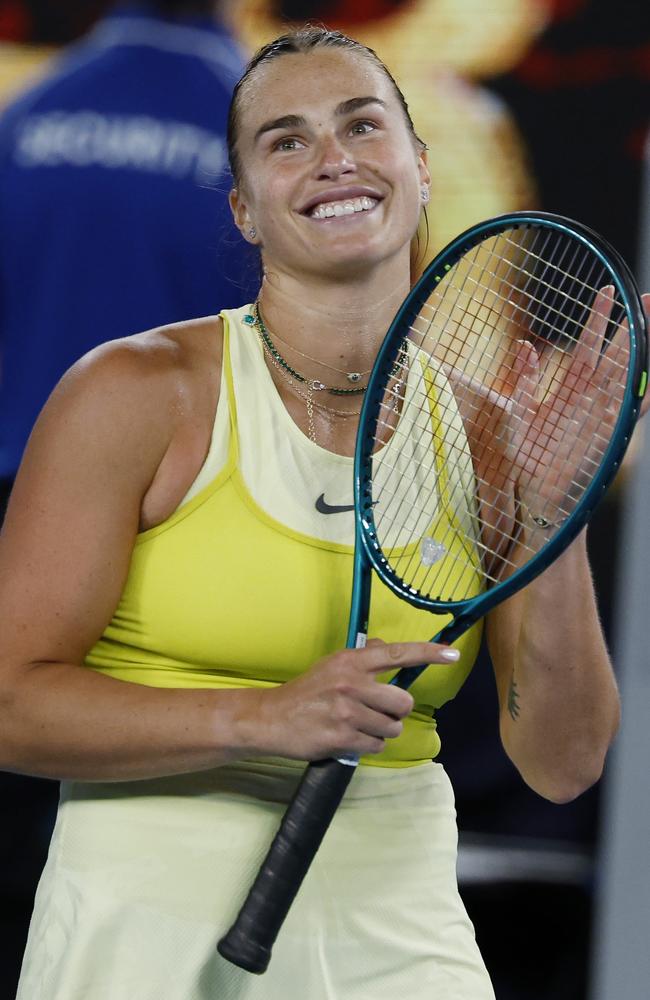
[478, 291, 650, 802]
[0, 332, 448, 780]
[0, 334, 236, 779]
[487, 527, 619, 803]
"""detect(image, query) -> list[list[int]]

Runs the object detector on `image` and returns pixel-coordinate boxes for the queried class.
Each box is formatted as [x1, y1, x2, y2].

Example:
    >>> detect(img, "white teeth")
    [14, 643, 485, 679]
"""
[310, 196, 378, 219]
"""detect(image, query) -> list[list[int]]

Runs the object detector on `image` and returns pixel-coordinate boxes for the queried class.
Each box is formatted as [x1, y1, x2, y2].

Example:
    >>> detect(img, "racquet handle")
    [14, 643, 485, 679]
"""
[217, 757, 356, 973]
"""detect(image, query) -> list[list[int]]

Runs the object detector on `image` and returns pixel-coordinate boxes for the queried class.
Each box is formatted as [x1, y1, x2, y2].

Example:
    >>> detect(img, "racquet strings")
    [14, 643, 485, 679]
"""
[366, 225, 630, 602]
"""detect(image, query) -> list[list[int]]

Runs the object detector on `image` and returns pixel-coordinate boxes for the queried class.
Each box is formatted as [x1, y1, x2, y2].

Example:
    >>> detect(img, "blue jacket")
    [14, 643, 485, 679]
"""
[0, 3, 256, 477]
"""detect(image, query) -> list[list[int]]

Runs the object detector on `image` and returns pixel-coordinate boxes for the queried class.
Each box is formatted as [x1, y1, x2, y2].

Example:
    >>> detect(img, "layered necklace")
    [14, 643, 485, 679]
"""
[245, 302, 406, 444]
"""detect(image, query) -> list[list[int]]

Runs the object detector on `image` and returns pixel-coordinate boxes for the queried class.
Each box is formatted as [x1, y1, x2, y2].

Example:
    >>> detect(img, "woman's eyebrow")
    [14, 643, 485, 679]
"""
[254, 98, 387, 144]
[254, 114, 306, 143]
[335, 96, 387, 116]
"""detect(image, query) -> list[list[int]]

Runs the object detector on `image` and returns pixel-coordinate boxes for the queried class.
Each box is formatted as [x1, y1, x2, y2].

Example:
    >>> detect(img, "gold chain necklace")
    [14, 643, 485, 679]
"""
[245, 305, 407, 444]
[248, 303, 368, 396]
[261, 321, 373, 384]
[260, 337, 363, 442]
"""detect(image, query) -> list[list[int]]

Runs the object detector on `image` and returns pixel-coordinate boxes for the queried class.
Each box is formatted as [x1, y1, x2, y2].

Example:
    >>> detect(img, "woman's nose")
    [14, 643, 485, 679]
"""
[314, 134, 356, 180]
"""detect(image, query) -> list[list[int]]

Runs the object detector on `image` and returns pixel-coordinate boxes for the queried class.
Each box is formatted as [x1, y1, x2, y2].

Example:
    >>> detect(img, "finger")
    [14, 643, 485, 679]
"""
[572, 285, 615, 374]
[598, 326, 628, 374]
[510, 339, 539, 417]
[593, 292, 645, 399]
[504, 340, 539, 460]
[339, 735, 386, 757]
[442, 363, 508, 411]
[357, 641, 461, 673]
[595, 334, 628, 400]
[548, 287, 615, 414]
[353, 704, 406, 740]
[358, 679, 414, 719]
[605, 291, 649, 342]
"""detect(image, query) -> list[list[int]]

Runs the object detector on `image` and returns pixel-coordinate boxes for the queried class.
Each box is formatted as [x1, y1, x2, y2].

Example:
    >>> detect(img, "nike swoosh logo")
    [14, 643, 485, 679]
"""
[315, 493, 355, 515]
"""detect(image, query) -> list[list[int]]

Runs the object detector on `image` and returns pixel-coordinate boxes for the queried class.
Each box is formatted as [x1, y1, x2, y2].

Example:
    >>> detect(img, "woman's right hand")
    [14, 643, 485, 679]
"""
[246, 639, 459, 761]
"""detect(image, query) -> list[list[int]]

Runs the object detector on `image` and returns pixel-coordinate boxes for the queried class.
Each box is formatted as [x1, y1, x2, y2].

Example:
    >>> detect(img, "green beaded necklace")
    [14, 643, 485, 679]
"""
[247, 303, 367, 396]
[246, 302, 406, 397]
[244, 303, 408, 445]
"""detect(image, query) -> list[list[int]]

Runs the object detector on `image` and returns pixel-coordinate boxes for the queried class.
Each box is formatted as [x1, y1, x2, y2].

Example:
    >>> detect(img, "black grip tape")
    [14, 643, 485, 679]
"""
[217, 758, 356, 974]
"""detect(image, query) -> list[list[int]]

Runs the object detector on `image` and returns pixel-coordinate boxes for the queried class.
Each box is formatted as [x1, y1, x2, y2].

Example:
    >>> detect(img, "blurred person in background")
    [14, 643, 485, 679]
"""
[0, 0, 254, 518]
[0, 3, 253, 994]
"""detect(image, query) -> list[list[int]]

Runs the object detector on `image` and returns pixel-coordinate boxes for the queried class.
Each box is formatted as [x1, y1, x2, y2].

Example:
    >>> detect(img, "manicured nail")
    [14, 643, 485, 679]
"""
[439, 647, 460, 662]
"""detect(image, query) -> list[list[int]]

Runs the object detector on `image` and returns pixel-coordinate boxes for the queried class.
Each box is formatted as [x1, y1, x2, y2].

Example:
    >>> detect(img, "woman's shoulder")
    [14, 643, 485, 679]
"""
[45, 315, 224, 434]
[71, 313, 225, 386]
[27, 315, 224, 478]
[14, 315, 229, 535]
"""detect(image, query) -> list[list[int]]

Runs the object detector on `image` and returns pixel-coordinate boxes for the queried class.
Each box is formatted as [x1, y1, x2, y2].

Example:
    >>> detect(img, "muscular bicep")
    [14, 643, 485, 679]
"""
[0, 344, 175, 672]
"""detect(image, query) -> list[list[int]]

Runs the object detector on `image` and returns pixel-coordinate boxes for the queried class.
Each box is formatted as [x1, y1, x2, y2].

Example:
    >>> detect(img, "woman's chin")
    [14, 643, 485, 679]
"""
[296, 241, 410, 284]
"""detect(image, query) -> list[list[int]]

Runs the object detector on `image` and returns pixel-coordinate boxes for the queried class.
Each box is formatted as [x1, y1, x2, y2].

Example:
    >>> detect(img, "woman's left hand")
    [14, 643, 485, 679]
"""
[447, 288, 650, 556]
[505, 285, 629, 526]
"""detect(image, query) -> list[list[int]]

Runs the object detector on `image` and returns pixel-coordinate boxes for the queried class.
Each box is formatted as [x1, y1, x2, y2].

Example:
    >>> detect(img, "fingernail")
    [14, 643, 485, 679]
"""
[439, 647, 460, 662]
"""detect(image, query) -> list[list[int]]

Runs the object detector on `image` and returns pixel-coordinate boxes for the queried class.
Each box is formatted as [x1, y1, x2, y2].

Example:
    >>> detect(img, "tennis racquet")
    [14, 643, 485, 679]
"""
[217, 211, 648, 974]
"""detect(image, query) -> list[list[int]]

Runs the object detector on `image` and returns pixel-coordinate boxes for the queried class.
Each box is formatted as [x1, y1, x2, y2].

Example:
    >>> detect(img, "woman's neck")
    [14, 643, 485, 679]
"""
[256, 262, 411, 381]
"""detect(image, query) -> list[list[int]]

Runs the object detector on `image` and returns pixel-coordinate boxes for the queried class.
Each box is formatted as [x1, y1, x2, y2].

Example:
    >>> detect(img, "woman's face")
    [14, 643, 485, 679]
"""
[230, 47, 430, 284]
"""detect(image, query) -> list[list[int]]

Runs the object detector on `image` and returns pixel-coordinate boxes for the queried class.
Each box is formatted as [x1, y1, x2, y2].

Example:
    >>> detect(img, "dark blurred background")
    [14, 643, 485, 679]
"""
[0, 1, 648, 998]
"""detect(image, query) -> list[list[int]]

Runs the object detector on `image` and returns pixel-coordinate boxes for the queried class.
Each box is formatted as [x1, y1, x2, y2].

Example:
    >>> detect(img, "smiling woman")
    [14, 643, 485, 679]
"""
[224, 30, 432, 452]
[0, 24, 636, 1000]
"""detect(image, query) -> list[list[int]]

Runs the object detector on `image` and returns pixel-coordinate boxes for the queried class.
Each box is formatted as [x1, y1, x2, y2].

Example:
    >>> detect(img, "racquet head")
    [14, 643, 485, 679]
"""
[356, 212, 648, 630]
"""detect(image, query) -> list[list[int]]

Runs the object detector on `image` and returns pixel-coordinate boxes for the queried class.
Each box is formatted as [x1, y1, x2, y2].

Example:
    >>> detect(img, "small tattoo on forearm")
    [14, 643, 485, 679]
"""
[507, 677, 521, 721]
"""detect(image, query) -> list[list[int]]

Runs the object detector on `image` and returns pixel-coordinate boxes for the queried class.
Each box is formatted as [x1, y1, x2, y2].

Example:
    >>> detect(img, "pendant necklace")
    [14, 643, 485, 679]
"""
[245, 303, 407, 444]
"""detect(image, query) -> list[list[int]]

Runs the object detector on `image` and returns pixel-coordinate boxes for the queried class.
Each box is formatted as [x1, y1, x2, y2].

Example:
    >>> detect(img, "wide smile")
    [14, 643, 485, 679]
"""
[298, 187, 384, 223]
[308, 196, 379, 221]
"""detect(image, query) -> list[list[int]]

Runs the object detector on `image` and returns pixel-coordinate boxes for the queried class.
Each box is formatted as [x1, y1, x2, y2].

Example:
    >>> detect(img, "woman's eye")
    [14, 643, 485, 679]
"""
[350, 121, 376, 136]
[273, 137, 303, 152]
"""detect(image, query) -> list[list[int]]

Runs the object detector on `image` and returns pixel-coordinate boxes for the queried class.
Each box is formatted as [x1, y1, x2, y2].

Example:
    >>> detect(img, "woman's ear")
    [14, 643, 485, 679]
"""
[417, 147, 431, 197]
[229, 188, 258, 245]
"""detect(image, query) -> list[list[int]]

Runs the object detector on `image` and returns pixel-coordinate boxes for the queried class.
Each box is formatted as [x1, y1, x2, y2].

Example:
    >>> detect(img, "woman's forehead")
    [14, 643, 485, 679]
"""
[239, 49, 395, 132]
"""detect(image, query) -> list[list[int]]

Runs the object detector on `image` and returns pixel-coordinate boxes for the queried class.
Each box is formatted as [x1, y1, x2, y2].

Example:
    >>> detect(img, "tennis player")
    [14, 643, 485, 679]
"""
[1, 27, 643, 1000]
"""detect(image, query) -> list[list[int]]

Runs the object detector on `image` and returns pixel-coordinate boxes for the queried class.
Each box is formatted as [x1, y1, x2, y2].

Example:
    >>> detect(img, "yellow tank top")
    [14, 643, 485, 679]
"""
[85, 306, 483, 766]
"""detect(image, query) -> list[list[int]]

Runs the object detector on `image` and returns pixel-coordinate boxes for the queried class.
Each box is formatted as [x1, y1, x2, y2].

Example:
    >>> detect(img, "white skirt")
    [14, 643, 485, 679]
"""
[17, 759, 495, 1000]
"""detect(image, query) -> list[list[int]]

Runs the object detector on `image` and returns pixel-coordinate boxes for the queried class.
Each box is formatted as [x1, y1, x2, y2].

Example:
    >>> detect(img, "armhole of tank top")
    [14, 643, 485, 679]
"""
[173, 316, 231, 510]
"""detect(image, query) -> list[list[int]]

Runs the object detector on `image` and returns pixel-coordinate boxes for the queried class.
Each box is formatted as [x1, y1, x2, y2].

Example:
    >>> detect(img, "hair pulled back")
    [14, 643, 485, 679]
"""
[227, 26, 425, 188]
